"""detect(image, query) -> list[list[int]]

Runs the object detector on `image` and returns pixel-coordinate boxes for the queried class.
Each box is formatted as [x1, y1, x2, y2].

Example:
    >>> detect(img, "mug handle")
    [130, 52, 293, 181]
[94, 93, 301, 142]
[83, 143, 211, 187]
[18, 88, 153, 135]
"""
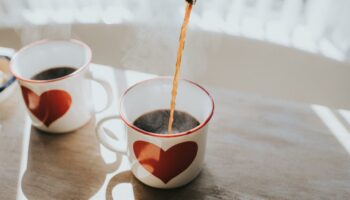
[0, 55, 11, 61]
[90, 75, 114, 113]
[0, 55, 16, 92]
[96, 115, 128, 154]
[90, 73, 127, 154]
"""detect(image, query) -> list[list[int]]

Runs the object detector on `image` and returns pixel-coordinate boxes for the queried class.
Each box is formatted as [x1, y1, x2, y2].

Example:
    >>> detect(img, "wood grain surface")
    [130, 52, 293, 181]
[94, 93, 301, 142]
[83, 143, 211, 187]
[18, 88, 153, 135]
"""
[1, 64, 350, 200]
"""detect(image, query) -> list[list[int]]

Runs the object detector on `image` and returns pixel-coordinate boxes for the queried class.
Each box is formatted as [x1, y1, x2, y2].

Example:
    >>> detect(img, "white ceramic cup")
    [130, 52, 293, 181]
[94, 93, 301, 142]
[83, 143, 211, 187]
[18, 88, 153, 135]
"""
[10, 39, 113, 133]
[97, 77, 214, 189]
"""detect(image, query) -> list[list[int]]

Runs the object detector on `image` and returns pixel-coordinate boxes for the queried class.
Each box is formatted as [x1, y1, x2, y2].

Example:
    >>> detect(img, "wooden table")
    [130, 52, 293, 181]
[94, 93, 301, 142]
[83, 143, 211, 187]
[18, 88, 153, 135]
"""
[1, 64, 350, 200]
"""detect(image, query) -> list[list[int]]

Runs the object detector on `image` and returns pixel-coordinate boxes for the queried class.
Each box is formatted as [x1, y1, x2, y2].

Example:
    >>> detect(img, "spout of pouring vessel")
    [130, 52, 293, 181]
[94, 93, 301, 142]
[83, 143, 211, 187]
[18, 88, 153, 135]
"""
[185, 0, 196, 5]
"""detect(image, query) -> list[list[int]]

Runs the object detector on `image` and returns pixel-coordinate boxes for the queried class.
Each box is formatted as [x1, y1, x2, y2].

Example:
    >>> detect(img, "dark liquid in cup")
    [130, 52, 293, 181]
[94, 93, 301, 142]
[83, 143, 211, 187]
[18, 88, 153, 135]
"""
[31, 66, 76, 80]
[133, 109, 200, 134]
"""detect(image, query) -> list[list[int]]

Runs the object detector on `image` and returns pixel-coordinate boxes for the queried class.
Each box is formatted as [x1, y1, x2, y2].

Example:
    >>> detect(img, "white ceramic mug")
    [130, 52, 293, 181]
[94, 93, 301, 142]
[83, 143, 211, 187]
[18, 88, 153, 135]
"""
[10, 40, 113, 133]
[97, 77, 214, 188]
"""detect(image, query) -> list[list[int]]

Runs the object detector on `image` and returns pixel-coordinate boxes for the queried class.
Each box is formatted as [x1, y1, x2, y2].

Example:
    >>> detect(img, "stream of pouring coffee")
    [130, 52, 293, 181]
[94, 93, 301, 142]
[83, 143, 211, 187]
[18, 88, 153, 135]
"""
[168, 1, 194, 134]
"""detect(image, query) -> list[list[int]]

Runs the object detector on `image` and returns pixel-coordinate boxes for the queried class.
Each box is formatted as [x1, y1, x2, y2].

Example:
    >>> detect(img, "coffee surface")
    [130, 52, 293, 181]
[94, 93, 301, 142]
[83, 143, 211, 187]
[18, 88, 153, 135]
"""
[31, 66, 76, 80]
[133, 109, 200, 134]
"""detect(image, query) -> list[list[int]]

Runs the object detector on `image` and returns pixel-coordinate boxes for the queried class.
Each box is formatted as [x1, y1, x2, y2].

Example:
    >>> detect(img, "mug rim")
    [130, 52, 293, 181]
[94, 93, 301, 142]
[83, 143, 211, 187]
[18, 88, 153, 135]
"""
[9, 39, 92, 84]
[120, 77, 215, 138]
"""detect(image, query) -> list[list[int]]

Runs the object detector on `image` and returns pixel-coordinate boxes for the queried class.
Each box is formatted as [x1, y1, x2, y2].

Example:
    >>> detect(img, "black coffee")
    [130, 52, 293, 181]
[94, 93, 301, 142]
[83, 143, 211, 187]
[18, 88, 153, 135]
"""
[31, 66, 76, 80]
[133, 109, 200, 134]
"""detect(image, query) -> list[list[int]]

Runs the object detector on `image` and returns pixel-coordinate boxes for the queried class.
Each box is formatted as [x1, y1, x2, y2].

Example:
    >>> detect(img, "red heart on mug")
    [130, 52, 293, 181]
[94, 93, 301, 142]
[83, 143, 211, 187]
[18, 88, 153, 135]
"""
[133, 141, 198, 184]
[20, 86, 72, 127]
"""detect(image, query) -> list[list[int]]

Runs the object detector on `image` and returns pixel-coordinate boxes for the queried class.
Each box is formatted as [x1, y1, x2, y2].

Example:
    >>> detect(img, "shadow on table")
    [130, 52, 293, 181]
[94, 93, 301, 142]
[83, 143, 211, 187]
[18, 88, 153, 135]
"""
[105, 166, 230, 200]
[21, 118, 122, 200]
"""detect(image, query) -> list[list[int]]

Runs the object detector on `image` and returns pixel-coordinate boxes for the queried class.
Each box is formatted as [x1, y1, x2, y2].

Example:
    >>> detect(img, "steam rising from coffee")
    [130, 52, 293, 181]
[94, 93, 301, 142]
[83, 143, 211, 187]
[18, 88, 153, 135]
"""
[133, 109, 199, 134]
[121, 0, 208, 78]
[15, 0, 207, 80]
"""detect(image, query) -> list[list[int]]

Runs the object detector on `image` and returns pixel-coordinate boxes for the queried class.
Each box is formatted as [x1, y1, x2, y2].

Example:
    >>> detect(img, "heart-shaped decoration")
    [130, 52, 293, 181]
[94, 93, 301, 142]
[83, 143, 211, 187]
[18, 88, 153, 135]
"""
[133, 141, 198, 184]
[20, 86, 72, 127]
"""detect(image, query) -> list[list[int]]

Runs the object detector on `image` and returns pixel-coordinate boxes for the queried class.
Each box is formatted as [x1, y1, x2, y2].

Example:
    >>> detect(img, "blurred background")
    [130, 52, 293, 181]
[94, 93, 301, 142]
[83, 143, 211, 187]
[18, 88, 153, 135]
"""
[0, 0, 350, 108]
